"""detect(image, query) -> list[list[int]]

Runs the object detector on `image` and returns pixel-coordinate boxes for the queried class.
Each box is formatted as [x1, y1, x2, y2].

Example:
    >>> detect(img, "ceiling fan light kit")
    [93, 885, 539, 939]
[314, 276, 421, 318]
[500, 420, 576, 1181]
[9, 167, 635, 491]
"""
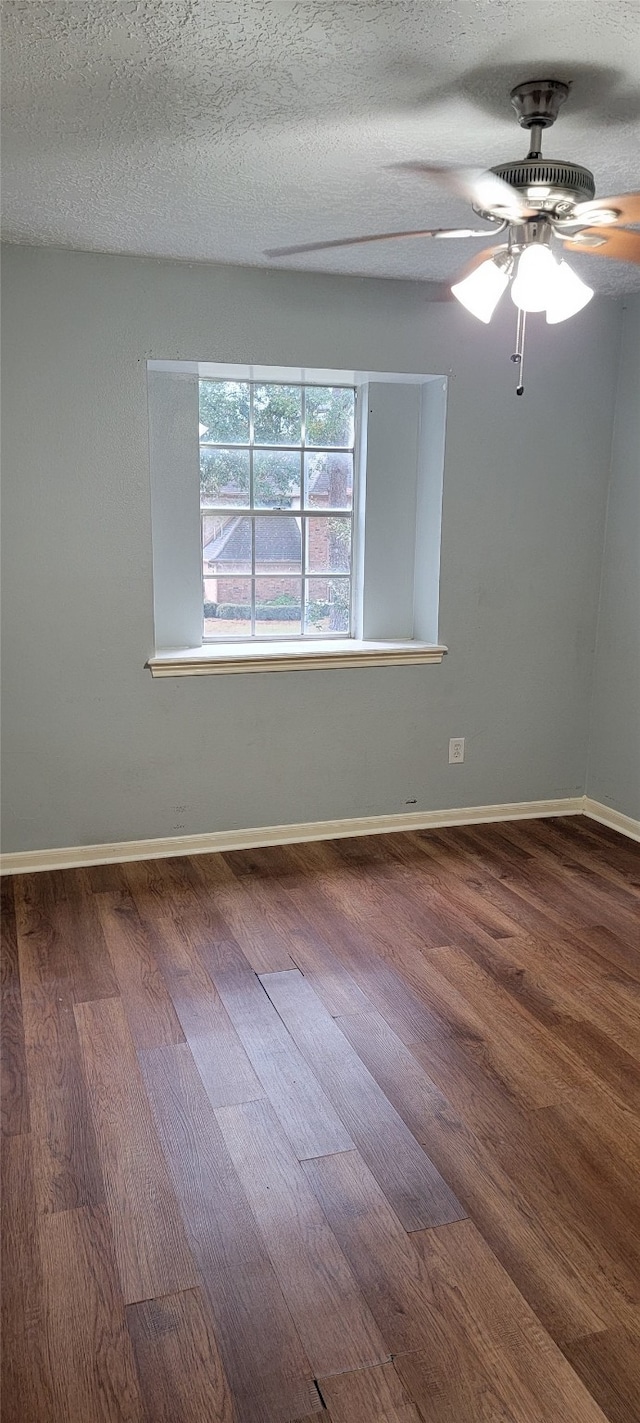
[541, 259, 595, 324]
[450, 237, 594, 337]
[268, 78, 639, 396]
[455, 81, 602, 391]
[510, 244, 557, 312]
[451, 254, 511, 323]
[509, 239, 594, 318]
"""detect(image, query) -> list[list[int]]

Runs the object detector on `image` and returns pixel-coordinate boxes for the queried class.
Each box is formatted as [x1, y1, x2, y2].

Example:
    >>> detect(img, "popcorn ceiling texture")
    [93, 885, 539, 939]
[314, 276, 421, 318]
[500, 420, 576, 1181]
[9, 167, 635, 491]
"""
[2, 0, 640, 291]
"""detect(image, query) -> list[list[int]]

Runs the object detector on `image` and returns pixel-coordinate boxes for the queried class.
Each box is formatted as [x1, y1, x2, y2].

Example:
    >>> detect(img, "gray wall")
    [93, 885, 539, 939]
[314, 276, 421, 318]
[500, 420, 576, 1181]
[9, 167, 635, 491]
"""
[1, 244, 621, 853]
[587, 294, 640, 821]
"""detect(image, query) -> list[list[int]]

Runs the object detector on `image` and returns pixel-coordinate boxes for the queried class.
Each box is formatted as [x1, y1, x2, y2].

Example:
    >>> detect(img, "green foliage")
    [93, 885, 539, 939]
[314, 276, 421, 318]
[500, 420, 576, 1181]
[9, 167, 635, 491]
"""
[328, 516, 351, 571]
[200, 448, 249, 502]
[306, 579, 350, 633]
[305, 386, 354, 446]
[199, 381, 249, 443]
[199, 381, 354, 507]
[254, 450, 299, 505]
[215, 602, 304, 622]
[253, 384, 301, 444]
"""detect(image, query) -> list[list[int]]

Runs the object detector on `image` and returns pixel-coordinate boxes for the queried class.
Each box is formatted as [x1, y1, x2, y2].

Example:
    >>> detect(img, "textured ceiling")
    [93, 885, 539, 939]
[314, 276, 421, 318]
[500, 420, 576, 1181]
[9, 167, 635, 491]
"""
[2, 0, 640, 293]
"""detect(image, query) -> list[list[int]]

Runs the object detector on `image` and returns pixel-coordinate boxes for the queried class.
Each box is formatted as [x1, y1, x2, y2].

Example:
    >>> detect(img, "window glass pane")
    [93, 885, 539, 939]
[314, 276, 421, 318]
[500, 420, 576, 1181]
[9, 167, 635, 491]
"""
[306, 516, 351, 573]
[200, 449, 250, 507]
[203, 513, 252, 576]
[255, 578, 301, 637]
[197, 378, 358, 643]
[253, 385, 302, 445]
[205, 577, 252, 639]
[305, 578, 351, 635]
[254, 451, 301, 509]
[304, 452, 353, 510]
[305, 387, 354, 447]
[254, 514, 301, 574]
[199, 381, 249, 444]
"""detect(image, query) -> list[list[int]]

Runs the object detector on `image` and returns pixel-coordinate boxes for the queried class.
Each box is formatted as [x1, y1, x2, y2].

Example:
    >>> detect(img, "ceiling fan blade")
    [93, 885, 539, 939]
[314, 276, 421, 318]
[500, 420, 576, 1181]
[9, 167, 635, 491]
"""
[561, 226, 640, 264]
[573, 191, 640, 226]
[265, 226, 497, 258]
[390, 162, 534, 221]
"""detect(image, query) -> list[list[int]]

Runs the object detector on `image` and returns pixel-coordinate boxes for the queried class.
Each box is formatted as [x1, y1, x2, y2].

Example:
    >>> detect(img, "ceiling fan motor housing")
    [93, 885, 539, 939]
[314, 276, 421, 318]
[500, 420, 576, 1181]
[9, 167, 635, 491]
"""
[480, 79, 596, 216]
[481, 159, 596, 215]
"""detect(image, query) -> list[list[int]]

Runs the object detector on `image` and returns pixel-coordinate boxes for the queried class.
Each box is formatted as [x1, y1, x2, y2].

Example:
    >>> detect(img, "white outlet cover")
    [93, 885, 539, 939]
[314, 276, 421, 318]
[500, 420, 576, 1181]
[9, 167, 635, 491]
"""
[449, 737, 465, 764]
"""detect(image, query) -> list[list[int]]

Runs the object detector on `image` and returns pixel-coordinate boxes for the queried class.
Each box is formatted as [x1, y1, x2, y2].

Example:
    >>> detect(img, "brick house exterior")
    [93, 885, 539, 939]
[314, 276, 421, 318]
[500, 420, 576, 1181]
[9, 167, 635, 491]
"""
[202, 456, 350, 607]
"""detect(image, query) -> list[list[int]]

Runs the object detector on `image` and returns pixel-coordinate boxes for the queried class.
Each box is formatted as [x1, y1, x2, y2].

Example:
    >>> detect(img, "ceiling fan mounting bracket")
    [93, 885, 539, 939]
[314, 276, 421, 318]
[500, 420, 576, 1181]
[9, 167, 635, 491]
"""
[510, 80, 570, 130]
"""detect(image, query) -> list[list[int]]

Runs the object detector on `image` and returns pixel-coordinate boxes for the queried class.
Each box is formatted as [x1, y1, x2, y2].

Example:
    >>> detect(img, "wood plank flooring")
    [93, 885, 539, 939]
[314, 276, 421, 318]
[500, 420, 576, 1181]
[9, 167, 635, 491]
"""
[2, 815, 639, 1422]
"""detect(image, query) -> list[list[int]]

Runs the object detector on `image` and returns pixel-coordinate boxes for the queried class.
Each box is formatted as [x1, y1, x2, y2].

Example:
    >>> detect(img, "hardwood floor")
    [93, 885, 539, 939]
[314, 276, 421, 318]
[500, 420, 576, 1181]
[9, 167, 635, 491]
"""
[2, 815, 639, 1422]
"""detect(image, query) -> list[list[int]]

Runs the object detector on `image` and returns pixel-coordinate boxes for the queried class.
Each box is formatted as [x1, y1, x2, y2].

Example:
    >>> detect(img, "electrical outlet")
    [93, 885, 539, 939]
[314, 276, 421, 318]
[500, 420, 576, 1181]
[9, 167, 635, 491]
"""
[449, 737, 465, 764]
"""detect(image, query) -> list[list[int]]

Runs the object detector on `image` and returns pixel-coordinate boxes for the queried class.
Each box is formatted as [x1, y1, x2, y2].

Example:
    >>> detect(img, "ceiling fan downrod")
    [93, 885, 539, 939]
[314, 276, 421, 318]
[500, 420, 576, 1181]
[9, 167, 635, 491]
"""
[510, 79, 570, 160]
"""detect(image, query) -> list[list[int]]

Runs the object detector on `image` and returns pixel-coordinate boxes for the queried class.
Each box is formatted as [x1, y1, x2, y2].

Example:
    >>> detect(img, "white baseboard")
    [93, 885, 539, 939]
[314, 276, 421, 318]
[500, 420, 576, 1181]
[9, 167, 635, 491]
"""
[583, 797, 640, 844]
[0, 796, 586, 875]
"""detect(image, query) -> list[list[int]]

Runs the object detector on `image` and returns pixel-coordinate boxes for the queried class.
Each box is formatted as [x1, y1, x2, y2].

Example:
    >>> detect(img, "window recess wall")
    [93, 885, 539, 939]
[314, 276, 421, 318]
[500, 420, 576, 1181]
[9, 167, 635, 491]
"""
[147, 361, 446, 655]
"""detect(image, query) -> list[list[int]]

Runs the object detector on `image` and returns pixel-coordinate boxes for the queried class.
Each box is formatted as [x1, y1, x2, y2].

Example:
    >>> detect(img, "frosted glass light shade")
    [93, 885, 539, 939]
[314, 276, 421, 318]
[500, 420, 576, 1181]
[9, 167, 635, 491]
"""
[545, 260, 594, 323]
[510, 244, 558, 312]
[451, 259, 509, 323]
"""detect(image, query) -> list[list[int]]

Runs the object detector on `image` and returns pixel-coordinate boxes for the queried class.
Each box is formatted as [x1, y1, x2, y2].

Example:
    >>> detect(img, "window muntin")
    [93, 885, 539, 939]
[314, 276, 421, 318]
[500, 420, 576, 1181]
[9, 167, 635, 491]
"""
[200, 380, 356, 641]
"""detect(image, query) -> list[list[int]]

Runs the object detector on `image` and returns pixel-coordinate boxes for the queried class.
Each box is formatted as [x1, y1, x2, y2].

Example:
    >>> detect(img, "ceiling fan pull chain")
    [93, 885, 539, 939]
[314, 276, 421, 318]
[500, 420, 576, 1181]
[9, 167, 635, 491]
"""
[511, 306, 527, 396]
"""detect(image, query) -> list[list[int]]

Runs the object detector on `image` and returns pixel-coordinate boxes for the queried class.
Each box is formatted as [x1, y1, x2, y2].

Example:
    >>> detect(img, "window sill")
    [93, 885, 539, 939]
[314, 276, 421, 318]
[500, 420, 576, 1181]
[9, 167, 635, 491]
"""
[148, 639, 447, 677]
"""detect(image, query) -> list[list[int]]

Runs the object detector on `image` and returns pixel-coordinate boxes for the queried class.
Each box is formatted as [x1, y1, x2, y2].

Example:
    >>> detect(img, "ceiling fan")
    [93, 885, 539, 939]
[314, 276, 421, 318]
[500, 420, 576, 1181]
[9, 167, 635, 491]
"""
[266, 80, 640, 394]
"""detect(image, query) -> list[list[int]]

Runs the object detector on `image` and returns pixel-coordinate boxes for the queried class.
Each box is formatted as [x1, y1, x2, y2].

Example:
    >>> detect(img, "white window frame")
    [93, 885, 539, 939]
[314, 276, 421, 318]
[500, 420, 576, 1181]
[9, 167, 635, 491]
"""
[146, 360, 448, 676]
[199, 378, 358, 643]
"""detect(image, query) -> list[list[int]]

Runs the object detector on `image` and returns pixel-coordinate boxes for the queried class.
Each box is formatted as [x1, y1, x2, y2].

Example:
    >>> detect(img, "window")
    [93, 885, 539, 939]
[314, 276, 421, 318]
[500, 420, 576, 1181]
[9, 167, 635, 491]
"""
[146, 361, 447, 675]
[199, 380, 356, 640]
